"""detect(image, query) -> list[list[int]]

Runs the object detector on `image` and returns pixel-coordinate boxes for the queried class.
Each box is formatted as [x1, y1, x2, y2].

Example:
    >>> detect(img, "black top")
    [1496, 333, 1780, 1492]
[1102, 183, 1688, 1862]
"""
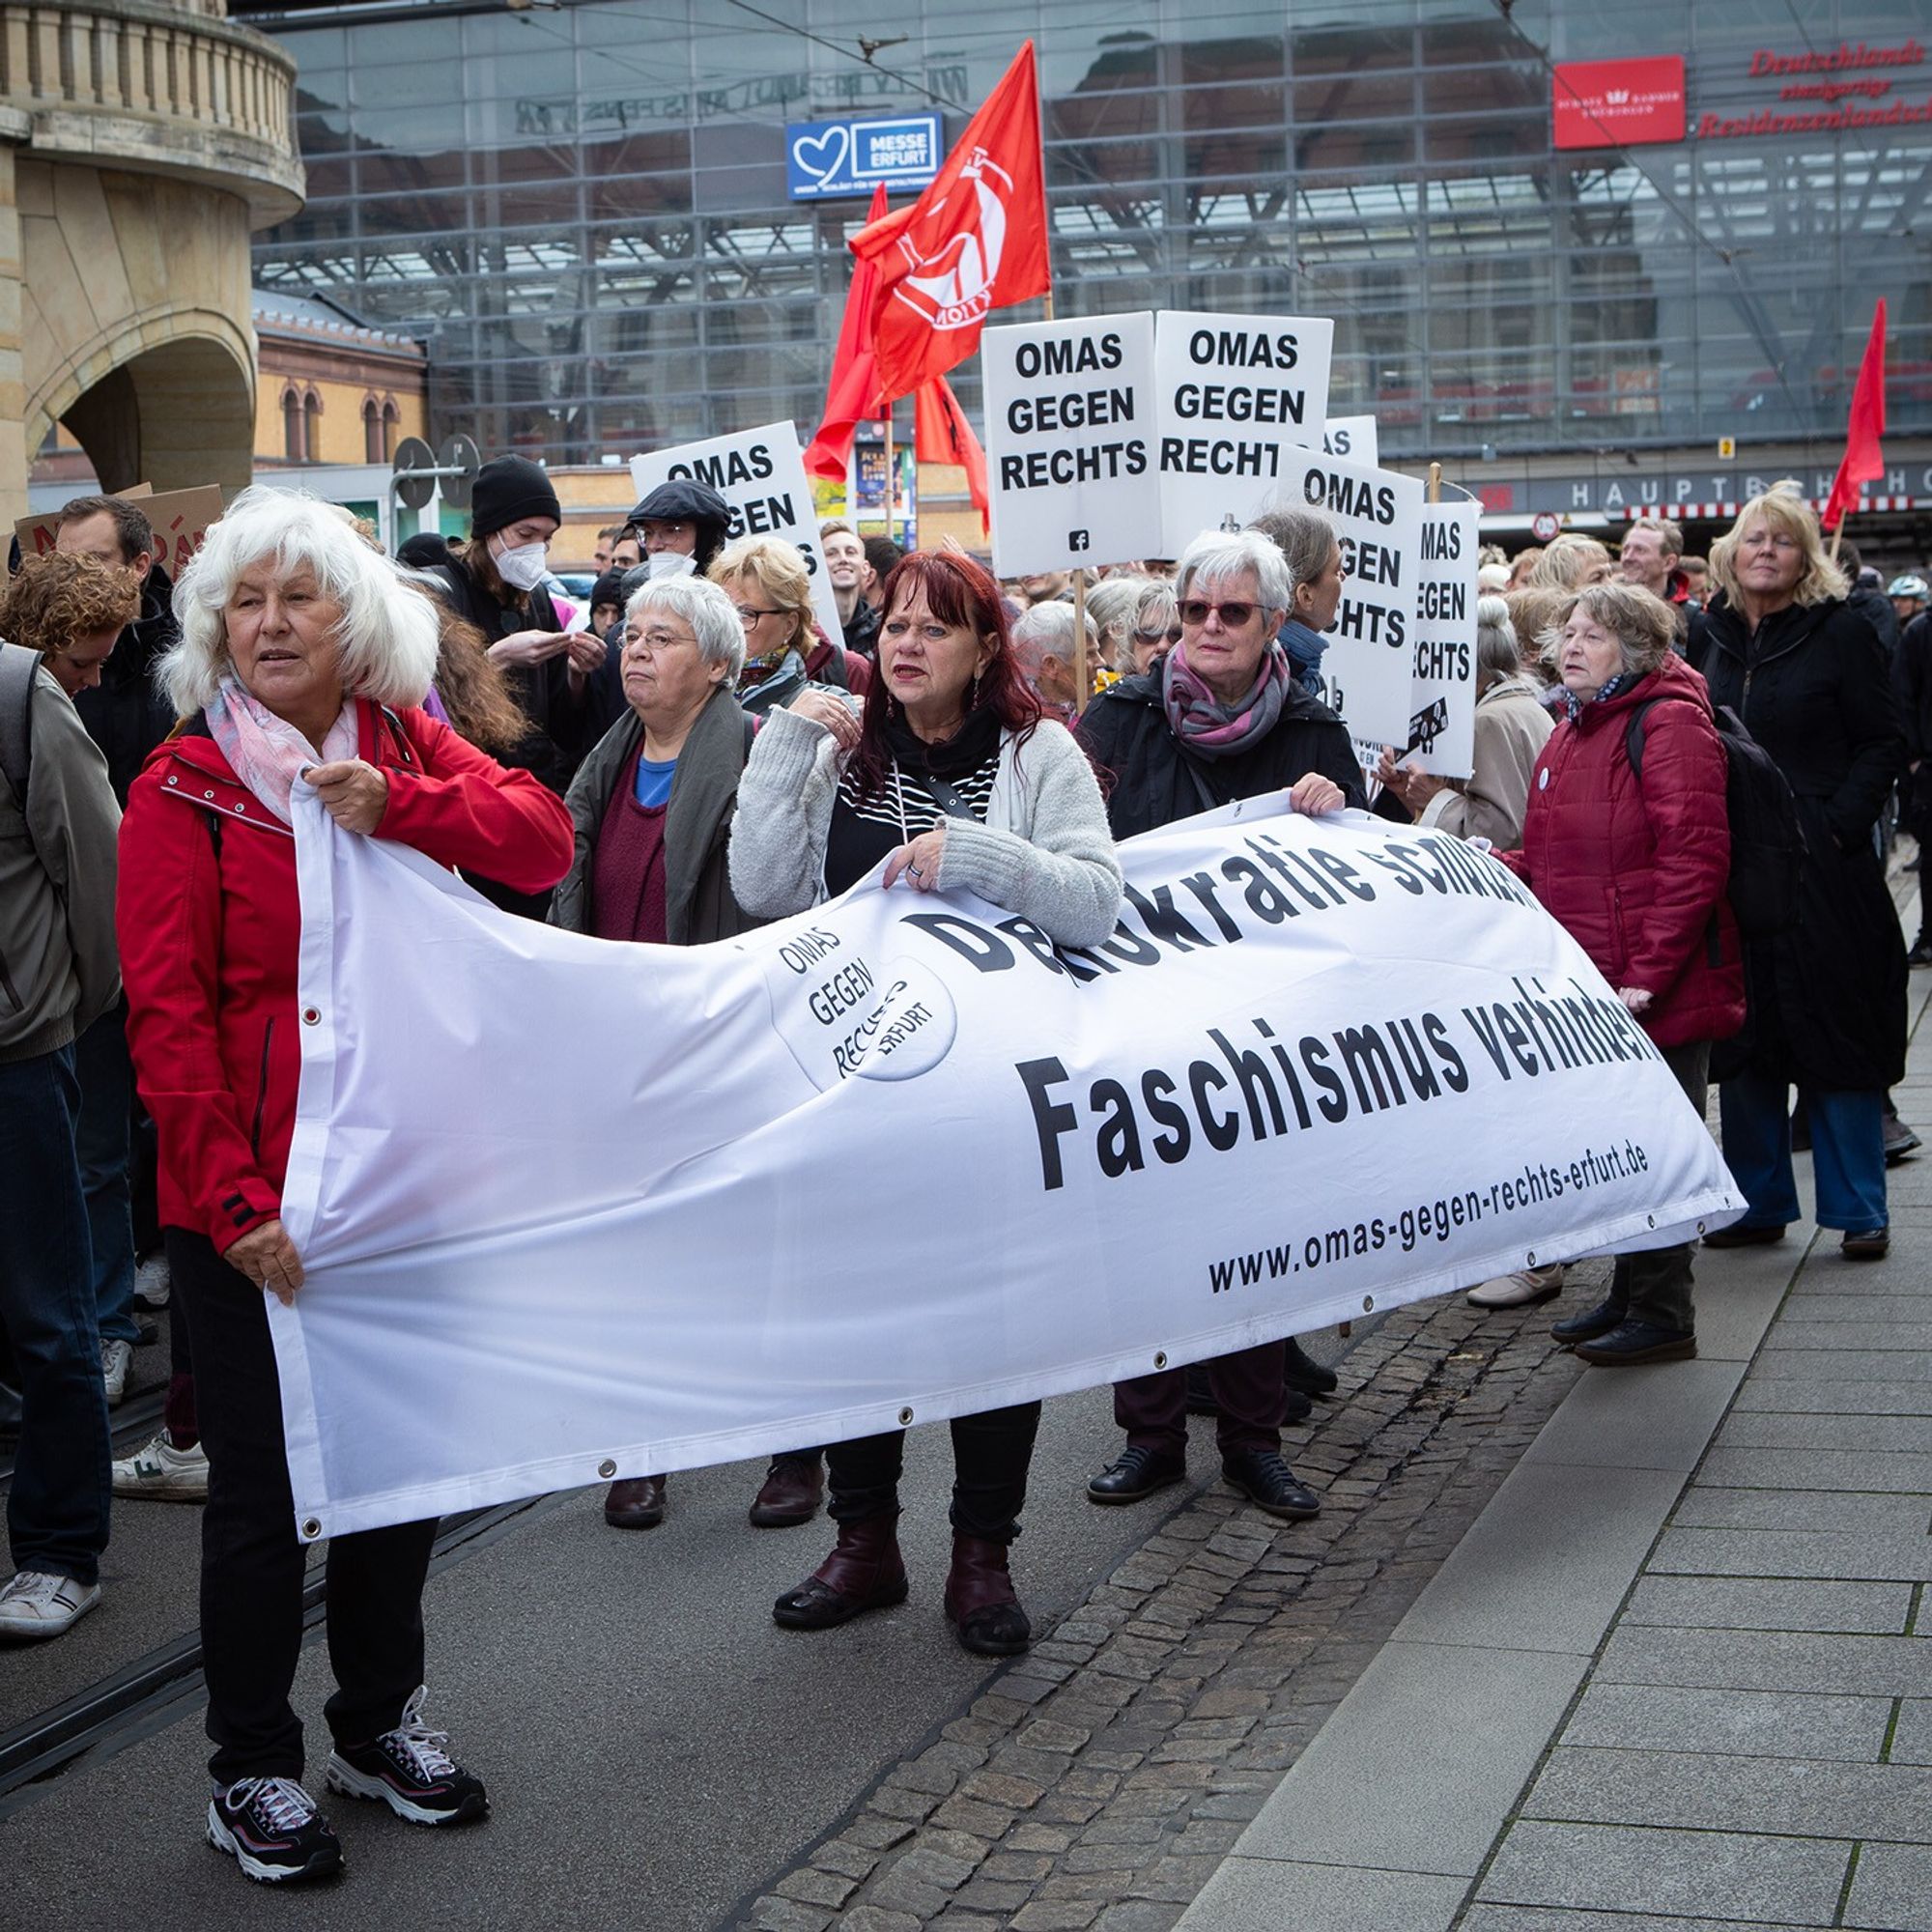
[73, 565, 179, 806]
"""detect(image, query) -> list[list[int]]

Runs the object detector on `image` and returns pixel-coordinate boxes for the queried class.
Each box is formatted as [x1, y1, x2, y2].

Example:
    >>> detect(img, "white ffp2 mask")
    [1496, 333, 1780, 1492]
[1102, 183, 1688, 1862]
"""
[493, 536, 549, 592]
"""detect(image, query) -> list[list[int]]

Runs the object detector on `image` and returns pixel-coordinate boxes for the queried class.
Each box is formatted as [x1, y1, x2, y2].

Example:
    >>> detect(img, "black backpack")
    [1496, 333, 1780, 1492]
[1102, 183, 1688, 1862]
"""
[1625, 697, 1804, 937]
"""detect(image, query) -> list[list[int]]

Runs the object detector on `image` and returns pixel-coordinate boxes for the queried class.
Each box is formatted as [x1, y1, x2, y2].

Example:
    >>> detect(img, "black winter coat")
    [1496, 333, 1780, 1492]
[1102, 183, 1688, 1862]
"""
[1689, 594, 1906, 1090]
[73, 565, 179, 805]
[1894, 610, 1932, 824]
[1075, 659, 1367, 840]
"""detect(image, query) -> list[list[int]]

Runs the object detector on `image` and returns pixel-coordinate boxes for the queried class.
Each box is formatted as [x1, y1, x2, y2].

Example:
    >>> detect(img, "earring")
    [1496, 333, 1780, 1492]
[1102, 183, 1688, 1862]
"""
[970, 672, 980, 708]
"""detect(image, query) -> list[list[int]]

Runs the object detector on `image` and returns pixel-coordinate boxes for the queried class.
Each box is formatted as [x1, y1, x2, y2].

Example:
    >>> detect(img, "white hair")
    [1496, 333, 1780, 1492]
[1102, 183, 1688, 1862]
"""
[1175, 528, 1292, 614]
[162, 486, 439, 716]
[1084, 575, 1148, 646]
[1011, 598, 1094, 675]
[627, 573, 747, 680]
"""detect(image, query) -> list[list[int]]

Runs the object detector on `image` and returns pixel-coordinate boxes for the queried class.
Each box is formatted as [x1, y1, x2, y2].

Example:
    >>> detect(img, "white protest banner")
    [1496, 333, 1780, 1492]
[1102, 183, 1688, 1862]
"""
[1154, 311, 1332, 554]
[1323, 414, 1378, 466]
[630, 423, 840, 645]
[276, 789, 1741, 1540]
[1293, 451, 1426, 750]
[1401, 498, 1483, 779]
[983, 311, 1161, 575]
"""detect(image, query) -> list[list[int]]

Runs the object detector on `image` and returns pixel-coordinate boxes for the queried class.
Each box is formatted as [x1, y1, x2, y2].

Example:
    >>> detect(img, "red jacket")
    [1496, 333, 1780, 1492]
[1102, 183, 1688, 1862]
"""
[118, 699, 573, 1255]
[1498, 653, 1745, 1049]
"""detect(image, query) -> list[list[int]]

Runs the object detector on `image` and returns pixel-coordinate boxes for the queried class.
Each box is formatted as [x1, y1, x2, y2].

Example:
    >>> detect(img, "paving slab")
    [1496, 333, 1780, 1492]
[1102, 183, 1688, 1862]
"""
[1520, 1358, 1742, 1474]
[1889, 1698, 1932, 1766]
[1770, 1320, 1932, 1351]
[1693, 1269, 1804, 1360]
[1559, 1682, 1893, 1760]
[1732, 1373, 1932, 1414]
[1622, 1575, 1917, 1634]
[1696, 1444, 1932, 1493]
[1463, 1912, 1833, 1932]
[1474, 1819, 1851, 1923]
[1228, 1641, 1583, 1876]
[1843, 1841, 1932, 1931]
[1785, 1290, 1932, 1316]
[1594, 1625, 1932, 1697]
[1716, 1408, 1932, 1451]
[1750, 1348, 1932, 1379]
[1646, 1525, 1932, 1582]
[1387, 1462, 1685, 1657]
[1176, 1858, 1465, 1932]
[1525, 1744, 1932, 1841]
[1667, 1487, 1932, 1533]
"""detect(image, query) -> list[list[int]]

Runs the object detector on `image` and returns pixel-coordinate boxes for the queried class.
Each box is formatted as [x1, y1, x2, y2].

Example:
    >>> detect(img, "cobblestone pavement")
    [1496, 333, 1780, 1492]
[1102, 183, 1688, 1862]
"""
[730, 1270, 1605, 1932]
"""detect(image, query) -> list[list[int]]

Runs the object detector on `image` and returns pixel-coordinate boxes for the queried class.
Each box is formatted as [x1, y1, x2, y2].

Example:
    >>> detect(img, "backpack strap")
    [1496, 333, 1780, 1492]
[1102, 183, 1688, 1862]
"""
[0, 639, 39, 806]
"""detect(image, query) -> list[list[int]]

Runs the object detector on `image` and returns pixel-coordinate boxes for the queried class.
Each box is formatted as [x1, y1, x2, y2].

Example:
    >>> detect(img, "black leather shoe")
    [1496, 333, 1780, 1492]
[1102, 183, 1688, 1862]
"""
[1842, 1226, 1890, 1260]
[1550, 1298, 1625, 1346]
[1086, 1444, 1186, 1505]
[1283, 1337, 1338, 1398]
[604, 1475, 667, 1529]
[1701, 1222, 1787, 1249]
[1221, 1449, 1321, 1520]
[1883, 1113, 1920, 1165]
[1573, 1320, 1697, 1366]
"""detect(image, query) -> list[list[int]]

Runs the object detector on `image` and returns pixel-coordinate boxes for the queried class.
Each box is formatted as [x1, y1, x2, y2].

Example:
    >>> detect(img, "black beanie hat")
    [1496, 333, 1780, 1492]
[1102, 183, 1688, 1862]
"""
[470, 455, 563, 539]
[589, 568, 628, 611]
[395, 531, 454, 569]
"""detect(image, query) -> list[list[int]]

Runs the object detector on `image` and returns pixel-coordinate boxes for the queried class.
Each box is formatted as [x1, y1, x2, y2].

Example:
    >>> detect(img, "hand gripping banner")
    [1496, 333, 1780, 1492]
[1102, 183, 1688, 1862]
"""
[276, 793, 1743, 1539]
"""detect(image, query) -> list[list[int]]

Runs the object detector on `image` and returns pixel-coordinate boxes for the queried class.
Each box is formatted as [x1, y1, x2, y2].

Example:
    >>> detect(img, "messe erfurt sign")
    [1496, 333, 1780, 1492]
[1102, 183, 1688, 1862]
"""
[1552, 57, 1686, 149]
[786, 112, 943, 200]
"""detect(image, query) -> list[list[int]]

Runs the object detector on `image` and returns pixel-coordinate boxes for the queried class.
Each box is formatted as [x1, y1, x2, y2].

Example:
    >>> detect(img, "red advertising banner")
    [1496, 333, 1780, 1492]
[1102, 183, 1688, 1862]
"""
[1552, 57, 1687, 150]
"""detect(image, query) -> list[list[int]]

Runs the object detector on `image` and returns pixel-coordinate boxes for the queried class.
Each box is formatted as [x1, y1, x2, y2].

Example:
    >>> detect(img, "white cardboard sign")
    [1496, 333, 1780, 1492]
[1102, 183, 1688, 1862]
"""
[1323, 414, 1379, 467]
[1293, 450, 1425, 750]
[1154, 311, 1333, 554]
[630, 423, 841, 646]
[982, 312, 1161, 576]
[1402, 499, 1483, 779]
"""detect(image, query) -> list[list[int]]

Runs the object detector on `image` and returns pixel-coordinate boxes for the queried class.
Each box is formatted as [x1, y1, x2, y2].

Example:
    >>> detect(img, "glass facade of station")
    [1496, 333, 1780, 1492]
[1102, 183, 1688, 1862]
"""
[243, 0, 1932, 469]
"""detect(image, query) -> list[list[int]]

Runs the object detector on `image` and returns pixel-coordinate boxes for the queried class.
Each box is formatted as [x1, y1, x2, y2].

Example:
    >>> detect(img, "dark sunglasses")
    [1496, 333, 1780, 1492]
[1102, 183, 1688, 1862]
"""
[1137, 624, 1183, 646]
[1179, 599, 1258, 628]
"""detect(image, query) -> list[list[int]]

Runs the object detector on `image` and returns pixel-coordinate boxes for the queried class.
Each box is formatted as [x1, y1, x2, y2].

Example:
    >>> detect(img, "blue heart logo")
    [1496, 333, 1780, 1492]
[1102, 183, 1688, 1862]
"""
[792, 125, 851, 185]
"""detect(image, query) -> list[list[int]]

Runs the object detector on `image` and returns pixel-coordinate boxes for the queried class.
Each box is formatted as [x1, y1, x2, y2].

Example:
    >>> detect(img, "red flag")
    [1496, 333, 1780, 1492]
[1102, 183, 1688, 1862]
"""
[804, 184, 889, 481]
[850, 42, 1051, 402]
[915, 376, 990, 535]
[1822, 299, 1887, 532]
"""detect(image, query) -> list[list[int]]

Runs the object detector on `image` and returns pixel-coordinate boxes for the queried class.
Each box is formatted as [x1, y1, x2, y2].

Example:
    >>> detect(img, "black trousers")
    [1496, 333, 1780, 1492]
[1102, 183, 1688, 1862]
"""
[827, 1401, 1040, 1543]
[170, 1230, 438, 1784]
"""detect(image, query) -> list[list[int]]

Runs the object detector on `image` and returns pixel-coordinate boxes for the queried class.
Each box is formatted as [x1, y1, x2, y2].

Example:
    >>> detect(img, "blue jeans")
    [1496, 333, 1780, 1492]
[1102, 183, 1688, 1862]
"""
[74, 1005, 139, 1345]
[0, 1046, 111, 1583]
[1719, 1072, 1888, 1236]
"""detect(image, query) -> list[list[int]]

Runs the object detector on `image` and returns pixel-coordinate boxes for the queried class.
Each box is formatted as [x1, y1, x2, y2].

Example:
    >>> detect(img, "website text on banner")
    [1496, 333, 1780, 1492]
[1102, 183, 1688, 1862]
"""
[1404, 499, 1483, 780]
[1300, 451, 1426, 751]
[1154, 311, 1333, 555]
[982, 312, 1162, 577]
[273, 792, 1742, 1541]
[628, 423, 841, 643]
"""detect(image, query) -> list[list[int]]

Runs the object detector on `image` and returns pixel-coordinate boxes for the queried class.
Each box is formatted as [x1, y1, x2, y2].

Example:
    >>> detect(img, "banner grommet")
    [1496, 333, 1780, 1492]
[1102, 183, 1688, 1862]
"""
[1362, 1296, 1375, 1313]
[898, 1406, 915, 1426]
[300, 1518, 322, 1540]
[597, 1459, 616, 1478]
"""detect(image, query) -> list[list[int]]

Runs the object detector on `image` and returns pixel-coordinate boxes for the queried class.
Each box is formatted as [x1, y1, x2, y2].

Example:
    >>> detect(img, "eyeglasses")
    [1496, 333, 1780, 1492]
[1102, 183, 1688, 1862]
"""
[1136, 625, 1182, 646]
[624, 628, 698, 657]
[733, 606, 783, 625]
[1179, 599, 1258, 629]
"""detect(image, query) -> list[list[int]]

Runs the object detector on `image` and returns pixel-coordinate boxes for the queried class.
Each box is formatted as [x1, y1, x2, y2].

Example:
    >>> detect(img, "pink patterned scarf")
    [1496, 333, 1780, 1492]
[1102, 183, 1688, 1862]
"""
[205, 676, 357, 824]
[1161, 638, 1291, 760]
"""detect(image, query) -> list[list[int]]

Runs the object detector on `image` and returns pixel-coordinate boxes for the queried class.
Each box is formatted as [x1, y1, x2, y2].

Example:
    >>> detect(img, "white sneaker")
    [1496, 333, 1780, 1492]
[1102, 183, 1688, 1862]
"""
[134, 1254, 171, 1311]
[0, 1569, 101, 1640]
[100, 1337, 134, 1406]
[1466, 1263, 1567, 1309]
[112, 1432, 210, 1501]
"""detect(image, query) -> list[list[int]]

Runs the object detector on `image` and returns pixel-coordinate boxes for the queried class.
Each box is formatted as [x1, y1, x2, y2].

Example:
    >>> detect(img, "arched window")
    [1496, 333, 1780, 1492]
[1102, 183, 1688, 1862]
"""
[381, 398, 401, 464]
[282, 385, 304, 462]
[303, 389, 324, 465]
[362, 396, 384, 465]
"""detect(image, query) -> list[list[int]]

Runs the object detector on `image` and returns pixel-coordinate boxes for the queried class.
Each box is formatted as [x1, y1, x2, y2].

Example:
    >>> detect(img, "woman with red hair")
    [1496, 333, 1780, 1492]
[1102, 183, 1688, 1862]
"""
[729, 550, 1121, 1657]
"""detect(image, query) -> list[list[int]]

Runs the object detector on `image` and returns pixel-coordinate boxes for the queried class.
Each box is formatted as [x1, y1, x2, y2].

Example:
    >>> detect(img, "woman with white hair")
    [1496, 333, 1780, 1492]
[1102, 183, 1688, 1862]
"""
[1076, 527, 1363, 1526]
[117, 488, 573, 1885]
[551, 574, 828, 1535]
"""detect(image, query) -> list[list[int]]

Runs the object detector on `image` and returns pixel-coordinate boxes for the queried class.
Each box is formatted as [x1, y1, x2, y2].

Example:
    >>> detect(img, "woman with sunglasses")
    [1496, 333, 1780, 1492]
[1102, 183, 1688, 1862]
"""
[708, 535, 867, 717]
[1075, 526, 1364, 1524]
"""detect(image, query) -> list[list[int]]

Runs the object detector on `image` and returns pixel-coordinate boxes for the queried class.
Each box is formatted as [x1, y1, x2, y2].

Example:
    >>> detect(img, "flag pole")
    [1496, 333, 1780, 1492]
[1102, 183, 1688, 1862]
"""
[882, 402, 895, 546]
[1072, 570, 1089, 719]
[1428, 462, 1442, 504]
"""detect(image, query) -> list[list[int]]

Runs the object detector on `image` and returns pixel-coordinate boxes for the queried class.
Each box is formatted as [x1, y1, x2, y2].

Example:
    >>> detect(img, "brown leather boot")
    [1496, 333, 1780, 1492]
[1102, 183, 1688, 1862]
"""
[749, 1454, 825, 1528]
[944, 1534, 1032, 1657]
[772, 1514, 907, 1630]
[604, 1475, 667, 1529]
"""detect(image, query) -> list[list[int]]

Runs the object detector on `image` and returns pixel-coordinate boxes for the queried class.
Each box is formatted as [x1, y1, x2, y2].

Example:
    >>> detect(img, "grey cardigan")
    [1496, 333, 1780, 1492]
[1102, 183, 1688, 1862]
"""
[727, 705, 1123, 949]
[1417, 673, 1554, 850]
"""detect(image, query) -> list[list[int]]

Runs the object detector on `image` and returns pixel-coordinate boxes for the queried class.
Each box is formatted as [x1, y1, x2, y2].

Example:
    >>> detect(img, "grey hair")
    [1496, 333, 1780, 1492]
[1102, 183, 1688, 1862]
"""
[1247, 505, 1336, 597]
[1474, 596, 1520, 691]
[1011, 598, 1095, 675]
[1135, 579, 1178, 635]
[1175, 528, 1292, 614]
[626, 573, 747, 680]
[162, 486, 439, 717]
[1084, 576, 1146, 651]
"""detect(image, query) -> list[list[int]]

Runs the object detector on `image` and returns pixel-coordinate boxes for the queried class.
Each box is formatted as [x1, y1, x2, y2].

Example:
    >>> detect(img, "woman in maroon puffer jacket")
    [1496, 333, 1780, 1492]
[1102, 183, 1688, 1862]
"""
[1496, 582, 1745, 1368]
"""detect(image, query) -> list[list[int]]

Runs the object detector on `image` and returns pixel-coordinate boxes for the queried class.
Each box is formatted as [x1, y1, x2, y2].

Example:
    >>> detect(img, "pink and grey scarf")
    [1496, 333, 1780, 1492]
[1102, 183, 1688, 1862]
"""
[205, 675, 357, 824]
[1161, 638, 1291, 760]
